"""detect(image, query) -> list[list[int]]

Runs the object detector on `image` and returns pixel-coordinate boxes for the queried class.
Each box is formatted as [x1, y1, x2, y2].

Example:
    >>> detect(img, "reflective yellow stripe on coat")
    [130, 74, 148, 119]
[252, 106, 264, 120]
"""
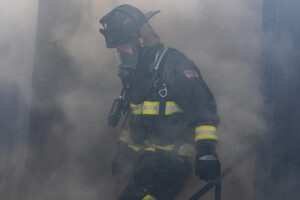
[130, 101, 183, 116]
[143, 194, 157, 200]
[195, 125, 218, 141]
[165, 101, 184, 115]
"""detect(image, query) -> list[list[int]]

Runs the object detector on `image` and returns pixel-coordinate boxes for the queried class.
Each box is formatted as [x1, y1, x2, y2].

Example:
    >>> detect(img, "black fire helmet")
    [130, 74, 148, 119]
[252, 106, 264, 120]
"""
[99, 4, 160, 48]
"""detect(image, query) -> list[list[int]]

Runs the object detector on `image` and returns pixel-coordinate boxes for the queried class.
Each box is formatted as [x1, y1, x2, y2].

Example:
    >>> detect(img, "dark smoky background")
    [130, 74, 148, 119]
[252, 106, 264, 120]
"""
[0, 0, 38, 199]
[1, 0, 266, 199]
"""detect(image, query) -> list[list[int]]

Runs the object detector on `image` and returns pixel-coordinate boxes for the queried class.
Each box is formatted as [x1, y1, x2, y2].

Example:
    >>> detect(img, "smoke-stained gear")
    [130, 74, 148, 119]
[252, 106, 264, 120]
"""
[100, 4, 221, 200]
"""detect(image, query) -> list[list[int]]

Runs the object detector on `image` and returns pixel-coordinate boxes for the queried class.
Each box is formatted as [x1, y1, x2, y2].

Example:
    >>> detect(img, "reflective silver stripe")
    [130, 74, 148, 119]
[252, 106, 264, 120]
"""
[165, 101, 183, 115]
[165, 105, 184, 115]
[131, 102, 160, 115]
[195, 126, 218, 141]
[131, 101, 183, 115]
[142, 105, 159, 111]
[195, 130, 217, 136]
[166, 105, 180, 110]
[131, 104, 141, 111]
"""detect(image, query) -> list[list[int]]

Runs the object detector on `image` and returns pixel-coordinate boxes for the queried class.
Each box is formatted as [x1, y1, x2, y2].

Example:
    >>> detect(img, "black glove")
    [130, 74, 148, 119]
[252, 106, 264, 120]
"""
[195, 153, 221, 181]
[195, 140, 221, 181]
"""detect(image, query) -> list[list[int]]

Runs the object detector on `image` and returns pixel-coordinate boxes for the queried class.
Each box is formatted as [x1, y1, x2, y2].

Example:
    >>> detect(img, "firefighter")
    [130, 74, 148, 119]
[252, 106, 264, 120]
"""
[99, 4, 221, 200]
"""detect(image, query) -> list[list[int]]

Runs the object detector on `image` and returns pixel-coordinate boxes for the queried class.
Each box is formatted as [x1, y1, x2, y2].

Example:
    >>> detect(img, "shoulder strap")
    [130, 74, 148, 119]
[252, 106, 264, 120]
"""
[155, 48, 177, 117]
[141, 47, 170, 101]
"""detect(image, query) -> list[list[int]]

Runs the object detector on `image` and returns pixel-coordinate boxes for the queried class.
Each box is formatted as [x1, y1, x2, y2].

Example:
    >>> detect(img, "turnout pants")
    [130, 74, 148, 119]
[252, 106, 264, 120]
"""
[119, 151, 190, 200]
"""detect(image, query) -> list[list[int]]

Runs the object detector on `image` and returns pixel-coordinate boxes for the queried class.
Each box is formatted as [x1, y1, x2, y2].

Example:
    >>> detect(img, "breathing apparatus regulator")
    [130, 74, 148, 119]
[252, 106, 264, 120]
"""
[99, 4, 160, 81]
[100, 4, 160, 127]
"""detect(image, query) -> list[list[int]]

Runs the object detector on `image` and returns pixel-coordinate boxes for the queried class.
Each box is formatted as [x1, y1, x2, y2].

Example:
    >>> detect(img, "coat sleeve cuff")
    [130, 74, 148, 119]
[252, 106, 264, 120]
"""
[194, 125, 218, 141]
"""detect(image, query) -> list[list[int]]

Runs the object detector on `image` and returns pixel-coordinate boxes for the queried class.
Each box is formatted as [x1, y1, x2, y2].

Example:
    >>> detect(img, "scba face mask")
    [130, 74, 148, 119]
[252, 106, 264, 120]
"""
[115, 41, 140, 82]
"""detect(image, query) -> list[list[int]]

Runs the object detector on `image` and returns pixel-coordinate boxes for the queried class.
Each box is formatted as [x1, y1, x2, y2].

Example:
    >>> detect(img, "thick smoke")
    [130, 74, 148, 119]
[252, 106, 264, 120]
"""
[0, 0, 38, 101]
[0, 0, 38, 199]
[1, 0, 265, 200]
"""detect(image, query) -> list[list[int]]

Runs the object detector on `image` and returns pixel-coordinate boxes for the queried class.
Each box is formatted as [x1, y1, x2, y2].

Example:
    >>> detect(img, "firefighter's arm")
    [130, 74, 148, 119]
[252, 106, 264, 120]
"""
[164, 51, 220, 181]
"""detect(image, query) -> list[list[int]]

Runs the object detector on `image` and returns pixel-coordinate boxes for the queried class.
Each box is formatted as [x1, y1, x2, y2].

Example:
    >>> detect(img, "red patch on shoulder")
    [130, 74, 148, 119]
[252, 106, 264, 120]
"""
[184, 70, 199, 78]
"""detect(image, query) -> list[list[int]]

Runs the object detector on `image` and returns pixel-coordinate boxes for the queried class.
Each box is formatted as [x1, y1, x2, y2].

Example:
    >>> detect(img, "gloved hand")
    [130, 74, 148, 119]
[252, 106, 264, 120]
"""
[195, 139, 221, 181]
[195, 153, 221, 181]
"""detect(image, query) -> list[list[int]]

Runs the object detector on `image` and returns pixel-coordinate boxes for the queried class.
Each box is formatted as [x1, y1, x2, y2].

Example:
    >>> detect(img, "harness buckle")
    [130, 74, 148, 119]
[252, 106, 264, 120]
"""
[158, 83, 168, 98]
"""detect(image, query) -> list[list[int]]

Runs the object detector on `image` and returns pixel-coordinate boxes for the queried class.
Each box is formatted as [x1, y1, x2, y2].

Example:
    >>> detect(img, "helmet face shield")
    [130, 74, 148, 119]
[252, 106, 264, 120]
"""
[99, 11, 131, 48]
[99, 27, 117, 47]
